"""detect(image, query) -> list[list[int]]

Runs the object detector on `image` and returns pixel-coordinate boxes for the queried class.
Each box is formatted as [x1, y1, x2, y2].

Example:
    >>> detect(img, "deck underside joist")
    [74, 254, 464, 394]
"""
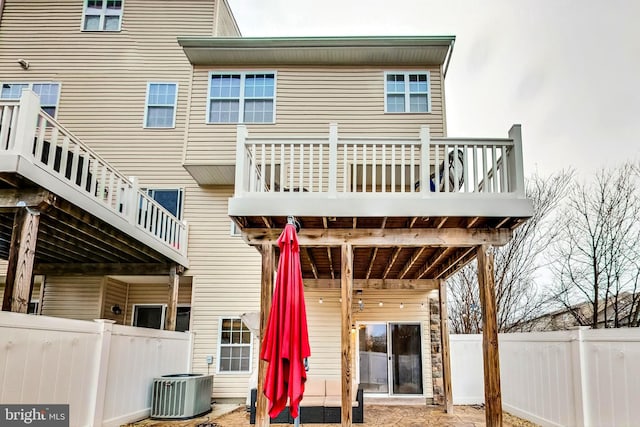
[233, 214, 524, 283]
[0, 177, 180, 275]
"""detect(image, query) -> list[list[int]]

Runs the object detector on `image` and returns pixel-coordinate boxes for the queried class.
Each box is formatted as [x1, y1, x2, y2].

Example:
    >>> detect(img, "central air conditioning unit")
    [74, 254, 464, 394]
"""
[150, 373, 213, 419]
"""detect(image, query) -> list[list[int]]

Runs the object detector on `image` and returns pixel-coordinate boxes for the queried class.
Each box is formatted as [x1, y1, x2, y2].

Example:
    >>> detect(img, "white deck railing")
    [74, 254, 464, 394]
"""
[234, 123, 525, 198]
[0, 90, 187, 257]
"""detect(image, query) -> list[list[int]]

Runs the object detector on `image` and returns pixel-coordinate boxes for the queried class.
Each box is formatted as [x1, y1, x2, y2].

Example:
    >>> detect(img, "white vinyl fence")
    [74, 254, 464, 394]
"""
[450, 328, 640, 427]
[0, 312, 194, 427]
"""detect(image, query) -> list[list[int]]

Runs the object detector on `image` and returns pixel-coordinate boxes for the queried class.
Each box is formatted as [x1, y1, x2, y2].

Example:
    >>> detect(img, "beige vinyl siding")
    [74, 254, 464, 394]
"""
[215, 0, 241, 37]
[124, 280, 193, 326]
[40, 276, 104, 321]
[187, 186, 262, 398]
[303, 288, 433, 398]
[184, 66, 445, 165]
[101, 277, 128, 324]
[0, 279, 42, 311]
[0, 0, 217, 184]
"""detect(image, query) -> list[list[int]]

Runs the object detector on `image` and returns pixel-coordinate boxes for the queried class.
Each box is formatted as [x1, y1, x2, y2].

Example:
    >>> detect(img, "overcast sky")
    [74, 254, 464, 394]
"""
[227, 0, 640, 177]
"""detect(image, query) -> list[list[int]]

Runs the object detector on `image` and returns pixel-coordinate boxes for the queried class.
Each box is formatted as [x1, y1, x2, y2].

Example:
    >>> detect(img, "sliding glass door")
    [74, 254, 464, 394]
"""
[358, 323, 389, 393]
[358, 322, 423, 395]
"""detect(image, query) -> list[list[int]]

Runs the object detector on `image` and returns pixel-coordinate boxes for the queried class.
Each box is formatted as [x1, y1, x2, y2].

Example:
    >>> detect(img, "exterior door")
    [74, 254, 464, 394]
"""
[390, 323, 423, 395]
[358, 322, 423, 395]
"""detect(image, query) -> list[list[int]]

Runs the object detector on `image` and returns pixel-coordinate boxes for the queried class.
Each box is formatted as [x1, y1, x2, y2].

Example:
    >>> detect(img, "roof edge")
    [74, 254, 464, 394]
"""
[178, 35, 456, 49]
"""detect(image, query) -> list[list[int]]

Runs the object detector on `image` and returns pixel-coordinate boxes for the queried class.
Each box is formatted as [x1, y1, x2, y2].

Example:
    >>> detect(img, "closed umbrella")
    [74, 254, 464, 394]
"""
[260, 219, 311, 420]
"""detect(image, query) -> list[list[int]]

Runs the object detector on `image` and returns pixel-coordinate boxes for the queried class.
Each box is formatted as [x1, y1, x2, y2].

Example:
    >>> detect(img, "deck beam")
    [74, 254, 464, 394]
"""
[304, 278, 438, 290]
[244, 227, 512, 247]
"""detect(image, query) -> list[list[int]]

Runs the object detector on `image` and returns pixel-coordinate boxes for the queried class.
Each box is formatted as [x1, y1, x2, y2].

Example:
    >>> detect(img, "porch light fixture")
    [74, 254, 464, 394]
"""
[351, 324, 356, 334]
[111, 304, 122, 315]
[319, 297, 323, 304]
[379, 301, 383, 307]
[400, 302, 404, 309]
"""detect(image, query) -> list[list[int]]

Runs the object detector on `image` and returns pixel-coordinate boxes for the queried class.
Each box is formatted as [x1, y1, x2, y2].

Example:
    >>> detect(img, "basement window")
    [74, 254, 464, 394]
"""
[132, 304, 190, 331]
[217, 317, 252, 373]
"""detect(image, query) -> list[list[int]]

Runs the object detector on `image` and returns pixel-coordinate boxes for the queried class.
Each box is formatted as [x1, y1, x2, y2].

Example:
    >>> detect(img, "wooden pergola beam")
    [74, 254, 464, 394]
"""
[304, 278, 439, 290]
[256, 244, 275, 427]
[477, 245, 502, 426]
[244, 228, 512, 247]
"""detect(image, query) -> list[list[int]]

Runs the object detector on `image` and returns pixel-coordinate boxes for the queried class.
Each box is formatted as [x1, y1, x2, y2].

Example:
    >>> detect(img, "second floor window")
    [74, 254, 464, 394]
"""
[0, 82, 61, 117]
[385, 72, 431, 113]
[144, 83, 177, 128]
[208, 72, 275, 124]
[82, 0, 123, 32]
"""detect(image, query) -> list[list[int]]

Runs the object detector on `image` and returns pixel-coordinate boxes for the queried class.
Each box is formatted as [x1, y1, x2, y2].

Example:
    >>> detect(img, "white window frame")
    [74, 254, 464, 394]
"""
[206, 71, 277, 124]
[131, 304, 166, 329]
[230, 221, 241, 237]
[81, 0, 124, 32]
[175, 304, 191, 332]
[0, 82, 61, 117]
[28, 300, 40, 315]
[216, 316, 253, 374]
[143, 82, 178, 129]
[383, 71, 431, 114]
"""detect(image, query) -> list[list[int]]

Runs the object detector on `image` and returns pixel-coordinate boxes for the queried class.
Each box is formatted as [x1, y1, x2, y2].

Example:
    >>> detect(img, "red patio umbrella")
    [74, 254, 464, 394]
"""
[260, 220, 311, 419]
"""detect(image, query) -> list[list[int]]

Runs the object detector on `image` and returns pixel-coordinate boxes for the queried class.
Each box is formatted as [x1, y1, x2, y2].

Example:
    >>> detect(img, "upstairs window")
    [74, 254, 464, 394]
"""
[144, 83, 177, 128]
[384, 72, 431, 113]
[82, 0, 123, 32]
[147, 188, 183, 219]
[208, 72, 275, 124]
[0, 82, 61, 117]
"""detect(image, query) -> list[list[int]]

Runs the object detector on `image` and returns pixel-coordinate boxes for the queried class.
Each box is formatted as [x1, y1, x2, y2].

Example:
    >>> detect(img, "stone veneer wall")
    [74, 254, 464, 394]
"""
[429, 295, 444, 405]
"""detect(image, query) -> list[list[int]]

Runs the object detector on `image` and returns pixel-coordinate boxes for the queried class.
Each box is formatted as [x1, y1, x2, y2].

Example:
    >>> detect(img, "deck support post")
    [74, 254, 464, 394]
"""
[439, 279, 453, 413]
[165, 264, 180, 331]
[341, 243, 353, 427]
[2, 207, 40, 313]
[477, 245, 502, 426]
[256, 243, 275, 427]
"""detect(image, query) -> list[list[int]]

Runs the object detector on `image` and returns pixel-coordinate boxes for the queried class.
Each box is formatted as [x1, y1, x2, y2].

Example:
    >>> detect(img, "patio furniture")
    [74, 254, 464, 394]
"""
[249, 378, 364, 424]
